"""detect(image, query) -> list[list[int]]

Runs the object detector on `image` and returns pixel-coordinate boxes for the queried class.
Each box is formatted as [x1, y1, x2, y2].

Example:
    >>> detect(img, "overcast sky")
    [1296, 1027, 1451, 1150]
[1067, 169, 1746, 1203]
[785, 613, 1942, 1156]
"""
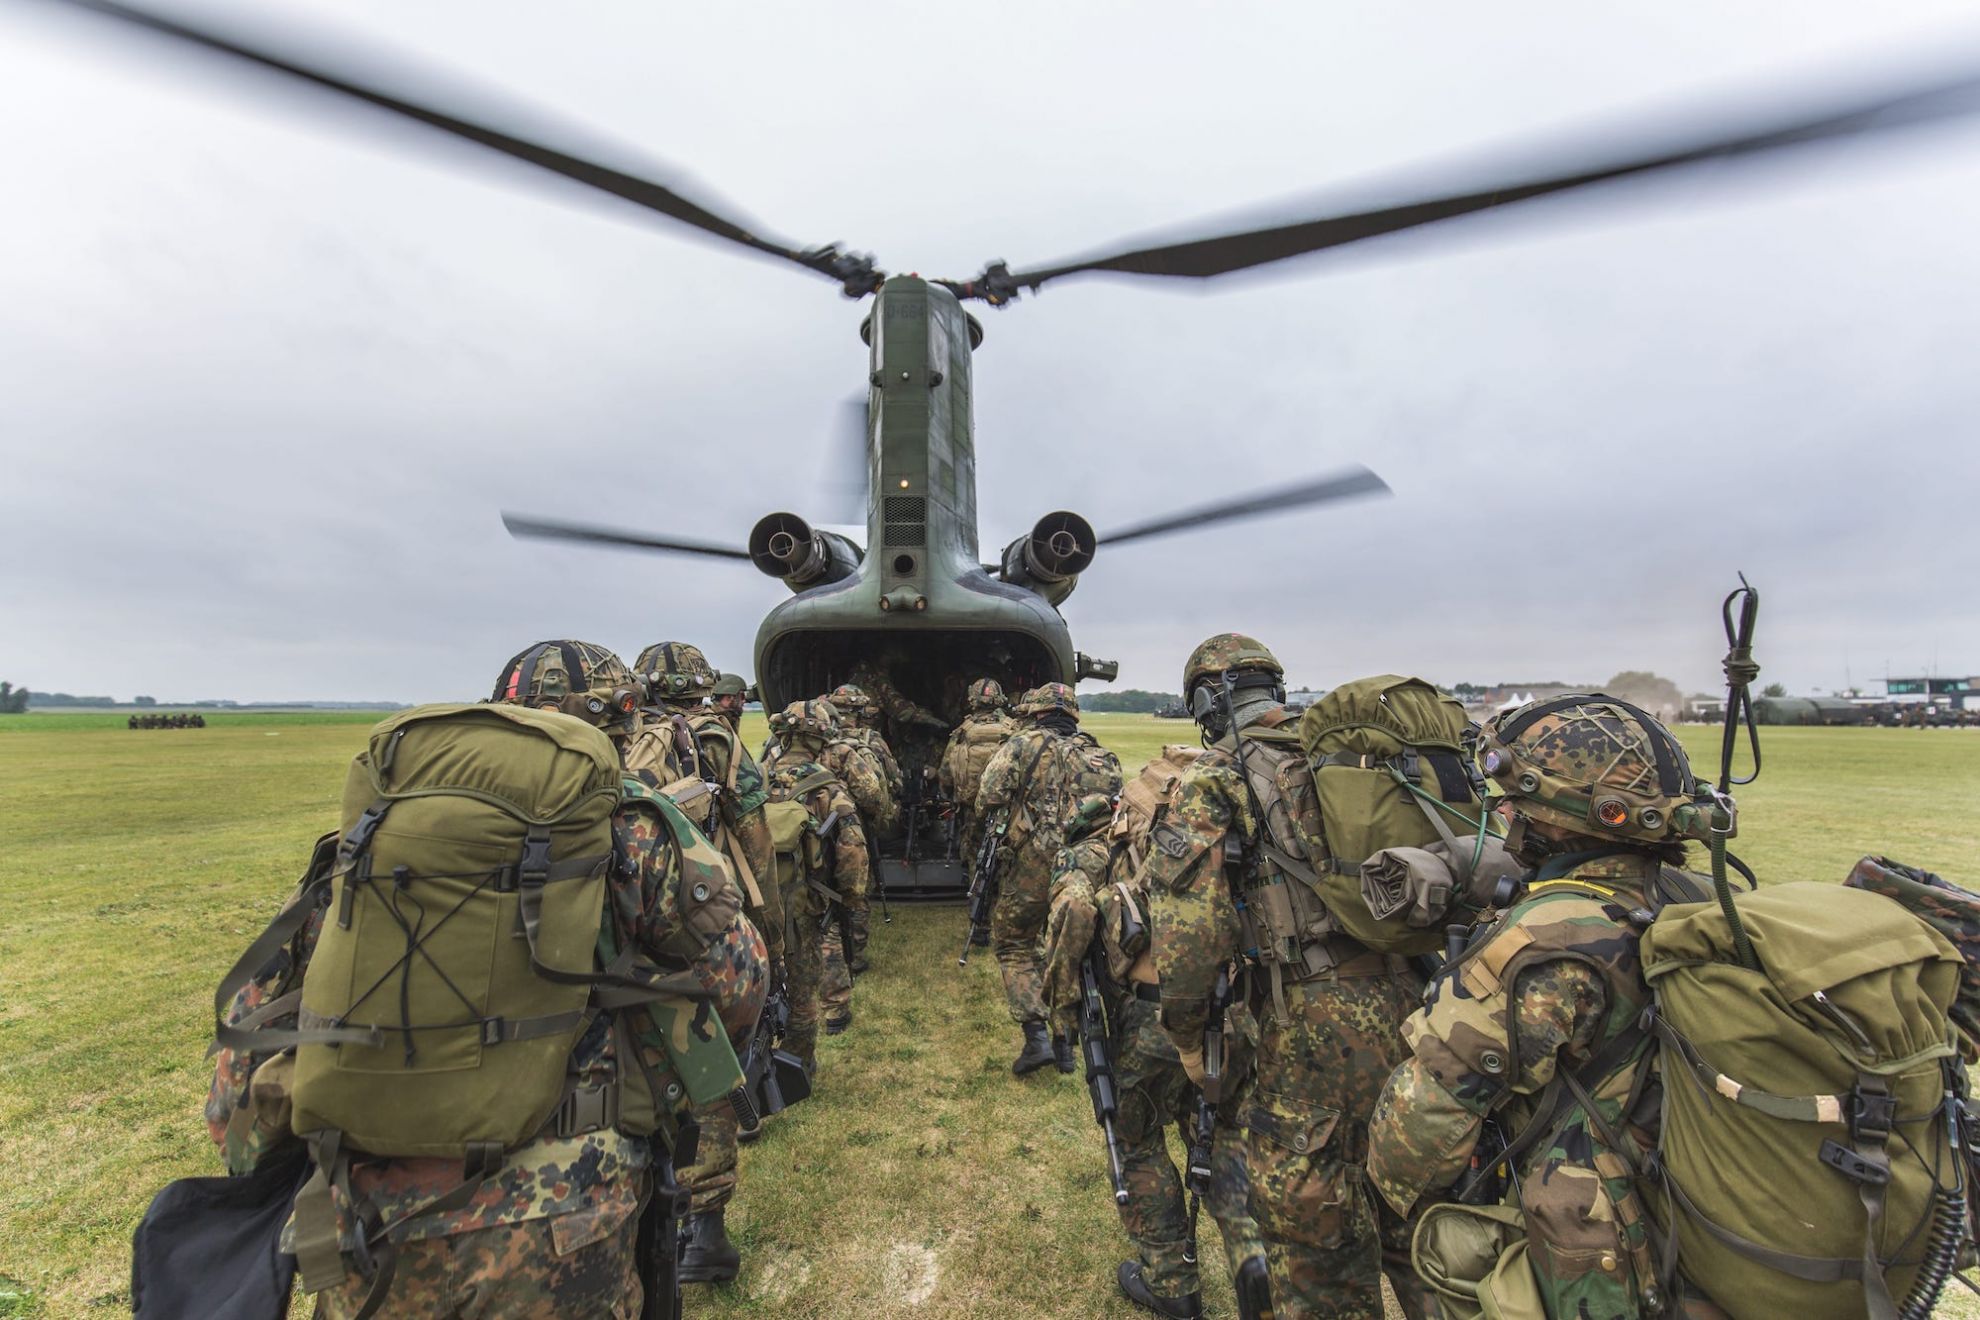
[4, 0, 1978, 703]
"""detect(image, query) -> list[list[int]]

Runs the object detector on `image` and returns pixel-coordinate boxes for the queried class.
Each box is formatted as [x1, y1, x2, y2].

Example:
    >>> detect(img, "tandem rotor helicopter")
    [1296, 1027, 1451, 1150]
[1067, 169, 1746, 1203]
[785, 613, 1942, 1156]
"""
[26, 1, 1980, 891]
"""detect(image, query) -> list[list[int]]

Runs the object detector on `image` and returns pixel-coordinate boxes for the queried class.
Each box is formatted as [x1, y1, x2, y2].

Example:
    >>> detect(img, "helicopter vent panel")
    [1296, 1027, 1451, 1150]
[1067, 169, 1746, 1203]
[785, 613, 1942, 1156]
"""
[884, 496, 926, 547]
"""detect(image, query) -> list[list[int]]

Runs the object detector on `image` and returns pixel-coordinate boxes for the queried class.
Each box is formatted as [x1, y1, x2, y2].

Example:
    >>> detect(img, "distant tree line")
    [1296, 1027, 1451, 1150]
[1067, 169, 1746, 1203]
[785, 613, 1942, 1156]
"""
[0, 682, 29, 714]
[1080, 689, 1182, 714]
[18, 690, 116, 707]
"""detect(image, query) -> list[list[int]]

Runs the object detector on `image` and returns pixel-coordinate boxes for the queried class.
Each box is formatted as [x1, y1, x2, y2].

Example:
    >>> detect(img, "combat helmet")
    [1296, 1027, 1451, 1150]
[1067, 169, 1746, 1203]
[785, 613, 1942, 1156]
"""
[1014, 682, 1079, 719]
[492, 640, 641, 732]
[636, 641, 716, 702]
[966, 677, 1007, 712]
[1181, 633, 1284, 700]
[768, 698, 838, 746]
[712, 672, 748, 699]
[1480, 694, 1715, 846]
[828, 684, 871, 725]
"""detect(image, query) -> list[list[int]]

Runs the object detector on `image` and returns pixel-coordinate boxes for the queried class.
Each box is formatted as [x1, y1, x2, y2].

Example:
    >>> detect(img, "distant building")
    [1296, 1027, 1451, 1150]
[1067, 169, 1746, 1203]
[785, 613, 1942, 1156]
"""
[1883, 676, 1976, 710]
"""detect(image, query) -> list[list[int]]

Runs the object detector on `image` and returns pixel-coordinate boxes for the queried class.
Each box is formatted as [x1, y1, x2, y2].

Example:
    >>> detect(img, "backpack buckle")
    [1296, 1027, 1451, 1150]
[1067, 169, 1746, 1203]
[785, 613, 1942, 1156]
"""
[339, 803, 388, 862]
[554, 1076, 619, 1137]
[1820, 1138, 1891, 1186]
[519, 830, 552, 884]
[1850, 1083, 1895, 1144]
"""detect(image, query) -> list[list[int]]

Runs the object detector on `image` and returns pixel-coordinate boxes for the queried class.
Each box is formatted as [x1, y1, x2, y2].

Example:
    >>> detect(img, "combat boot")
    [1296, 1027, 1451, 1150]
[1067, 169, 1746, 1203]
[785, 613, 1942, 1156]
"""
[1052, 1033, 1075, 1074]
[1012, 1020, 1055, 1075]
[1117, 1261, 1203, 1318]
[1234, 1255, 1274, 1320]
[678, 1210, 740, 1284]
[825, 1010, 852, 1035]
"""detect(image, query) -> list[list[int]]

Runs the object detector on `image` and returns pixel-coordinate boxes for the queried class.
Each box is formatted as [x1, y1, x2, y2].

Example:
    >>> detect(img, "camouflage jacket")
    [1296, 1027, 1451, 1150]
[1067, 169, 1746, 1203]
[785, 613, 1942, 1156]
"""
[843, 724, 905, 799]
[763, 759, 870, 911]
[1142, 742, 1258, 1049]
[1367, 850, 1674, 1319]
[1043, 834, 1113, 1030]
[677, 706, 777, 948]
[973, 724, 1071, 864]
[821, 736, 896, 834]
[209, 797, 768, 1247]
[846, 661, 945, 745]
[621, 710, 689, 785]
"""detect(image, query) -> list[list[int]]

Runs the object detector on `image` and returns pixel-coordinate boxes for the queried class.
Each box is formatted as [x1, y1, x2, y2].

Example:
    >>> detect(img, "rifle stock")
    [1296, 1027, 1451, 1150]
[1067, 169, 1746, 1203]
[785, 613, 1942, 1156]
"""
[1079, 949, 1130, 1205]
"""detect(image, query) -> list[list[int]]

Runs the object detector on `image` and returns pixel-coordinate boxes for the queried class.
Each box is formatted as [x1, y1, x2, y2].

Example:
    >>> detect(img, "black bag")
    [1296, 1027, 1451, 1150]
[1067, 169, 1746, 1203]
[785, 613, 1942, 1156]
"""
[130, 1146, 308, 1320]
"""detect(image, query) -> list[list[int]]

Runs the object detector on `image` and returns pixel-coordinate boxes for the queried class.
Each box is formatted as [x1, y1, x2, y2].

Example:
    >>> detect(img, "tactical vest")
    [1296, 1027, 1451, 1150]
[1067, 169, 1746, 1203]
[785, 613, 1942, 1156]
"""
[944, 712, 1014, 805]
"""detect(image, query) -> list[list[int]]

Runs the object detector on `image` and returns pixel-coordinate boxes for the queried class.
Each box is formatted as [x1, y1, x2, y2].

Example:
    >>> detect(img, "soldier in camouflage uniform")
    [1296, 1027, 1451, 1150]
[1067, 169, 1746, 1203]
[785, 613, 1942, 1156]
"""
[1088, 749, 1268, 1320]
[830, 682, 906, 804]
[711, 672, 749, 732]
[1147, 635, 1423, 1320]
[1367, 697, 1728, 1320]
[208, 644, 768, 1315]
[975, 682, 1086, 1074]
[847, 655, 949, 751]
[633, 642, 786, 1279]
[1041, 793, 1117, 1071]
[942, 678, 1016, 861]
[762, 744, 870, 1071]
[764, 700, 877, 1032]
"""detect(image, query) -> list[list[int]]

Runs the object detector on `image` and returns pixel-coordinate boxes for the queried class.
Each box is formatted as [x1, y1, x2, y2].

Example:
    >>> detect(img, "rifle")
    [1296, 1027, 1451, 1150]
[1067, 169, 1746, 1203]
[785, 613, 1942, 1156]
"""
[959, 812, 1006, 967]
[1080, 946, 1131, 1207]
[1185, 964, 1232, 1259]
[636, 1151, 691, 1320]
[735, 964, 812, 1133]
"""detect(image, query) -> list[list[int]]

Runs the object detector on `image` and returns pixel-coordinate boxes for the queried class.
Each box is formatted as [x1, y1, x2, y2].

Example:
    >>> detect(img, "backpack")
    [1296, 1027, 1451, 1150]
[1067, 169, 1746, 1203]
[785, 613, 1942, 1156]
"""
[1059, 729, 1124, 803]
[1097, 745, 1200, 981]
[1289, 676, 1501, 954]
[212, 705, 740, 1290]
[1637, 881, 1967, 1320]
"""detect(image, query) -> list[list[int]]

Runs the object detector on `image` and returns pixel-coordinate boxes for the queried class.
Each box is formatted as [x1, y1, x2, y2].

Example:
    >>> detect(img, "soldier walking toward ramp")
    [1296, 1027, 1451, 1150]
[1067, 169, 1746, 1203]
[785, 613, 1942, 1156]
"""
[1147, 636, 1424, 1320]
[975, 682, 1106, 1075]
[945, 678, 1017, 865]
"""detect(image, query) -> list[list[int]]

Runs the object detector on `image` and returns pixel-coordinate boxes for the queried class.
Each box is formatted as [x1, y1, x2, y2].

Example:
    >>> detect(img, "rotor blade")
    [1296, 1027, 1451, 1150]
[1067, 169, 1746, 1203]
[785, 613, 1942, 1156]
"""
[34, 0, 884, 296]
[987, 62, 1980, 296]
[1098, 466, 1390, 548]
[502, 512, 749, 560]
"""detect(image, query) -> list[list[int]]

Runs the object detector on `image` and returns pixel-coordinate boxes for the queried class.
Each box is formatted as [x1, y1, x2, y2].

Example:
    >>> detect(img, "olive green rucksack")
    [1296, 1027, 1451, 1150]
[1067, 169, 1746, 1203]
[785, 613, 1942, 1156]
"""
[213, 704, 740, 1295]
[1288, 675, 1507, 953]
[1639, 881, 1967, 1320]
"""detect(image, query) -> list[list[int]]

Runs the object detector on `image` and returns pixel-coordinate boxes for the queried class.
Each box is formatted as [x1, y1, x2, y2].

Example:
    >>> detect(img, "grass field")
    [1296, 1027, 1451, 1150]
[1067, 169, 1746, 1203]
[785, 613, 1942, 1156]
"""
[0, 711, 1976, 1318]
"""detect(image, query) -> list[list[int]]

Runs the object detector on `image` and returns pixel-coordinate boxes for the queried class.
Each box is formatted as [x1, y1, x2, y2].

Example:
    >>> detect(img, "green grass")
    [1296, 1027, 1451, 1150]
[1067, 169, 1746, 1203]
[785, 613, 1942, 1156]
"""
[0, 713, 1975, 1317]
[0, 710, 392, 732]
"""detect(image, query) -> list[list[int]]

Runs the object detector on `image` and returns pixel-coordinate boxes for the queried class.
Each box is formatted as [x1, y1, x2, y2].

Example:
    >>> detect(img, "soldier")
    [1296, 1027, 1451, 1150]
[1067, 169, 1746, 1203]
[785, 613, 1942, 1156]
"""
[1366, 697, 1726, 1320]
[710, 672, 749, 732]
[1146, 635, 1422, 1320]
[943, 678, 1017, 862]
[830, 682, 905, 803]
[1041, 793, 1116, 1072]
[764, 699, 879, 1030]
[975, 682, 1085, 1074]
[633, 642, 786, 1277]
[761, 728, 870, 1070]
[495, 639, 645, 757]
[847, 655, 949, 751]
[206, 645, 768, 1316]
[1079, 747, 1269, 1319]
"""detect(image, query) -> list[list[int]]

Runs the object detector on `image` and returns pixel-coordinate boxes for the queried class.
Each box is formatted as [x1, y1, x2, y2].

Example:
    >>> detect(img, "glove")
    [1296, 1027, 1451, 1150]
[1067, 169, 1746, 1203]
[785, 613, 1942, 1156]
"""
[1176, 1043, 1208, 1089]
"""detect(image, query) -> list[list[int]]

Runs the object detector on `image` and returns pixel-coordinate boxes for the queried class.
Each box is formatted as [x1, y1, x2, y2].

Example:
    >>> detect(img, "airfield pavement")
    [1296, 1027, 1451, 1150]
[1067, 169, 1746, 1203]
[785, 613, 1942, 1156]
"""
[1, 713, 1976, 1318]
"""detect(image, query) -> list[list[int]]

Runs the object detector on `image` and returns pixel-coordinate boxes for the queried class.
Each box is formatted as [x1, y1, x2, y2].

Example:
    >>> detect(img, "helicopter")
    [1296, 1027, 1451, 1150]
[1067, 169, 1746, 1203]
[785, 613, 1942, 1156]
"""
[28, 0, 1980, 895]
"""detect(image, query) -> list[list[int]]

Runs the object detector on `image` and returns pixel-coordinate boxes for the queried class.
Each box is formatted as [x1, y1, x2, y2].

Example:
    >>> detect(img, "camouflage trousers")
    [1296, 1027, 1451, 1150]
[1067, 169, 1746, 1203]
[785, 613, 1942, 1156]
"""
[780, 883, 825, 1071]
[1113, 992, 1265, 1301]
[680, 1098, 739, 1217]
[990, 849, 1054, 1025]
[820, 908, 868, 1021]
[1246, 968, 1427, 1320]
[314, 1198, 641, 1318]
[1041, 877, 1099, 1040]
